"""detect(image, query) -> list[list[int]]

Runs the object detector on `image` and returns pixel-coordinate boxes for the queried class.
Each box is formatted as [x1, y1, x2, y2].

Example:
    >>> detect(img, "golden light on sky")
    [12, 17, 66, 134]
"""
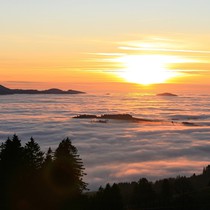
[113, 55, 183, 85]
[1, 0, 210, 90]
[90, 36, 209, 87]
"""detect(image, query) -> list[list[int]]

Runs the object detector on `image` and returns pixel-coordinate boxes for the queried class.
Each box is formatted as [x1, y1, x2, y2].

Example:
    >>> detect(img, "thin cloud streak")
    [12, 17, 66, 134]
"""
[119, 46, 210, 54]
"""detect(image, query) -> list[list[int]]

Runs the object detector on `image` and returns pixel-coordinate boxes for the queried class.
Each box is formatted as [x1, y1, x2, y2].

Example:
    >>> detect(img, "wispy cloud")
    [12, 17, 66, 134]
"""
[118, 46, 210, 55]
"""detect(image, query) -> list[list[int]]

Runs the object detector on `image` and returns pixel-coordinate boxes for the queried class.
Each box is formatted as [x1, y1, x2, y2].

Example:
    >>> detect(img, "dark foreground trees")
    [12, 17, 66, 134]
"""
[0, 135, 87, 210]
[89, 183, 123, 210]
[1, 135, 210, 210]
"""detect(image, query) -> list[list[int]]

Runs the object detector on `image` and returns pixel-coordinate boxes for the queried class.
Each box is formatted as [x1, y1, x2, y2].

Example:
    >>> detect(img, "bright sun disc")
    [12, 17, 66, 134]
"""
[115, 55, 181, 85]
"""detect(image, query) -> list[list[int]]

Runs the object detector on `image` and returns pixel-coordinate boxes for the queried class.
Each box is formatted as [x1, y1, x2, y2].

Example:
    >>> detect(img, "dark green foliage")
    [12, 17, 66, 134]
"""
[117, 181, 136, 206]
[158, 178, 173, 207]
[203, 165, 210, 175]
[113, 171, 210, 210]
[24, 137, 44, 170]
[0, 135, 87, 210]
[44, 147, 53, 164]
[2, 134, 210, 210]
[0, 134, 23, 170]
[132, 178, 156, 208]
[90, 183, 123, 210]
[160, 178, 172, 199]
[53, 138, 87, 195]
[0, 135, 25, 210]
[174, 176, 193, 195]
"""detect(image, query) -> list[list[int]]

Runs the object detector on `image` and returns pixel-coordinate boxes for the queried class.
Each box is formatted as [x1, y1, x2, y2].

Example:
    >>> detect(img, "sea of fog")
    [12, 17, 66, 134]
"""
[0, 91, 210, 190]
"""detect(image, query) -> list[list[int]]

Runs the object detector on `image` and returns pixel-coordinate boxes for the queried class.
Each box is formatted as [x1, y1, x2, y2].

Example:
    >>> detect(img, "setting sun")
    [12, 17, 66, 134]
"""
[114, 55, 183, 85]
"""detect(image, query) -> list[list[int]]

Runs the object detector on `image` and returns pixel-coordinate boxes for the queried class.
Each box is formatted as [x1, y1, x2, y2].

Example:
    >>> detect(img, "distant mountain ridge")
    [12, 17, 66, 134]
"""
[156, 92, 178, 96]
[0, 85, 85, 95]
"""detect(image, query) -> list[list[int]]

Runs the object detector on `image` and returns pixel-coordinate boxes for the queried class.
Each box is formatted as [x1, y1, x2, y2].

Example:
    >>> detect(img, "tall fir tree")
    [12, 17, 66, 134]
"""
[45, 147, 53, 163]
[0, 135, 25, 210]
[24, 137, 44, 170]
[53, 137, 87, 196]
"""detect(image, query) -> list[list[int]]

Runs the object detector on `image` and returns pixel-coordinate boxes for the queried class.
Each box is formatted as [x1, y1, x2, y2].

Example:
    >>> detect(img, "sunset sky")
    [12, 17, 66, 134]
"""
[1, 0, 210, 90]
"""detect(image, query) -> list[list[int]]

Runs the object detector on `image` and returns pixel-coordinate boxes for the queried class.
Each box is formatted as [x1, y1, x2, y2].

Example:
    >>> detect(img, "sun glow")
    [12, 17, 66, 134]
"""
[115, 55, 183, 85]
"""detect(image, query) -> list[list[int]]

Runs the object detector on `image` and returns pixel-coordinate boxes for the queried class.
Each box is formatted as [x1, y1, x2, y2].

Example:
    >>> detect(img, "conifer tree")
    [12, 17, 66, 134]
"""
[0, 134, 23, 168]
[0, 135, 25, 209]
[24, 137, 44, 170]
[43, 147, 53, 166]
[52, 137, 87, 196]
[132, 178, 156, 208]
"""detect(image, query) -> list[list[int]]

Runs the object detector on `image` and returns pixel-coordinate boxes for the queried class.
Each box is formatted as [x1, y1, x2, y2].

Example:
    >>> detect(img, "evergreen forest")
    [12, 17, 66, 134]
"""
[1, 135, 210, 210]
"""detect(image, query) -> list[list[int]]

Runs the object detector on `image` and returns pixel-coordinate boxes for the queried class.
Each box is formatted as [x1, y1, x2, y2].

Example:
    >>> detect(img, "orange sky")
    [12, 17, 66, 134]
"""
[1, 1, 210, 91]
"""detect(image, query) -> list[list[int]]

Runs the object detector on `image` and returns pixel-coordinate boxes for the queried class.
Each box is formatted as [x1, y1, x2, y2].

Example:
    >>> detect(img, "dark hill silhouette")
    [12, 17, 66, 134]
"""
[0, 85, 85, 95]
[73, 113, 199, 127]
[73, 114, 154, 122]
[0, 85, 12, 94]
[156, 92, 178, 96]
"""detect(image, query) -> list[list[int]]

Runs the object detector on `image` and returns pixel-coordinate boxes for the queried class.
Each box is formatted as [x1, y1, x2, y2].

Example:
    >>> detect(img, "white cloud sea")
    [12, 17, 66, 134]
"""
[0, 93, 210, 190]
